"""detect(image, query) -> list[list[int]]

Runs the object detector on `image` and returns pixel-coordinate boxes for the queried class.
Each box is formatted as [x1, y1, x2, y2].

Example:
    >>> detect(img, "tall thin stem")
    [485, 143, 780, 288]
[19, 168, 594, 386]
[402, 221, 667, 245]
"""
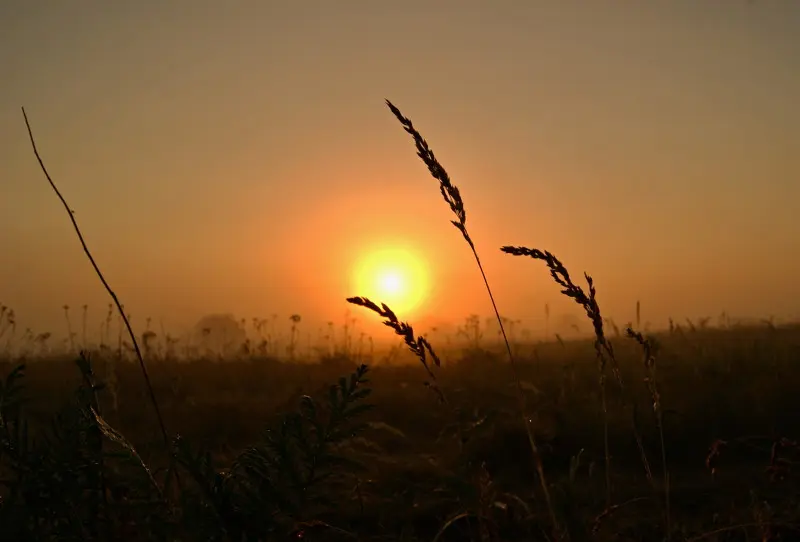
[386, 100, 561, 540]
[471, 247, 560, 529]
[21, 107, 171, 452]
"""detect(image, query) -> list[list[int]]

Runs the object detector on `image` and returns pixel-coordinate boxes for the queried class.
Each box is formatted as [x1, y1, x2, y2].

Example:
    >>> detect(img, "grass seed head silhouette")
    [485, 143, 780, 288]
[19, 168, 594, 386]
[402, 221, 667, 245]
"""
[384, 99, 561, 539]
[385, 100, 473, 251]
[501, 245, 612, 366]
[502, 243, 661, 517]
[347, 296, 445, 403]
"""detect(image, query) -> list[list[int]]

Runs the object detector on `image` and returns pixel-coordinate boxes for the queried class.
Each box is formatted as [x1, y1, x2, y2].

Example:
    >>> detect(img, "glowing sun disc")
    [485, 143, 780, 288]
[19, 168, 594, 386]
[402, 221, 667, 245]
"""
[352, 247, 428, 316]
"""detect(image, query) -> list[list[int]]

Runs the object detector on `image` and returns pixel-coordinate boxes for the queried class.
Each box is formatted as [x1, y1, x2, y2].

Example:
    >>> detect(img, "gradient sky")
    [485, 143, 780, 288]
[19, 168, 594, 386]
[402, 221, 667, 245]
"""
[2, 1, 799, 344]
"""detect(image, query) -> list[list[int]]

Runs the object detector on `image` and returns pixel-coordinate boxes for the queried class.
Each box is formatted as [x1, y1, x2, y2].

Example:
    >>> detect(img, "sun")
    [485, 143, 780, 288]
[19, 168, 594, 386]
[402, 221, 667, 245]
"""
[352, 247, 429, 317]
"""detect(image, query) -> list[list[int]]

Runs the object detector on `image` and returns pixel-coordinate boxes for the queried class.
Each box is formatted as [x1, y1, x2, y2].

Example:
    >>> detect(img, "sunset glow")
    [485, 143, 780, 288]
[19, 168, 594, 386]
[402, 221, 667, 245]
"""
[353, 247, 429, 318]
[2, 2, 798, 338]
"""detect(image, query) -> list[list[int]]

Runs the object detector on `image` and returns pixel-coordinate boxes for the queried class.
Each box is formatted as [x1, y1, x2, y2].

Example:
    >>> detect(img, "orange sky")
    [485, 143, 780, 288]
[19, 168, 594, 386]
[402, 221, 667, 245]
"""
[1, 1, 799, 346]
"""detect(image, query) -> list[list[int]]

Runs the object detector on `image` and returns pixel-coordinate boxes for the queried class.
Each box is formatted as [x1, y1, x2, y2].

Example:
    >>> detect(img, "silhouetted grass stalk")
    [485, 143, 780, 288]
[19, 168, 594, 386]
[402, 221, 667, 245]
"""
[346, 297, 486, 538]
[501, 246, 655, 507]
[386, 100, 560, 539]
[627, 326, 671, 541]
[347, 297, 446, 404]
[21, 107, 171, 454]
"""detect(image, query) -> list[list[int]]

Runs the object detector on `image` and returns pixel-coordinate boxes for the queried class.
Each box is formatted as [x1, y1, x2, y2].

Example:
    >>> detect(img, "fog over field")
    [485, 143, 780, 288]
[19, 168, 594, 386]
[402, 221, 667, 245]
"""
[2, 1, 798, 345]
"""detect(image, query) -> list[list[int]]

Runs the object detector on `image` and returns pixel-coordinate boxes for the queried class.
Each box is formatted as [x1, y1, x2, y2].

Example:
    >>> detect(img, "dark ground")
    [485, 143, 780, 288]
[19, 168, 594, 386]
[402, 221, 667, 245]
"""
[1, 324, 799, 541]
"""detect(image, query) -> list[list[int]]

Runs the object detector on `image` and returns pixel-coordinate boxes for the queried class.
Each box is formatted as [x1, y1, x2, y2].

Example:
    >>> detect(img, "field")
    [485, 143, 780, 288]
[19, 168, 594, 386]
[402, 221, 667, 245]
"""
[1, 321, 799, 541]
[2, 102, 798, 541]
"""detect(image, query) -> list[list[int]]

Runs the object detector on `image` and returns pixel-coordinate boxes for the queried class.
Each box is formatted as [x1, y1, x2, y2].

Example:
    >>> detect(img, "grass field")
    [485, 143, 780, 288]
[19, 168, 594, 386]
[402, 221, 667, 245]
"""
[1, 322, 799, 541]
[2, 102, 798, 541]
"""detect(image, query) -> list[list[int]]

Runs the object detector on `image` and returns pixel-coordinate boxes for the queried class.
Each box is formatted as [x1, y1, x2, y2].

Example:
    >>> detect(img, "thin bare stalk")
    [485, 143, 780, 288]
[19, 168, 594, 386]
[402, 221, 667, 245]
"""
[21, 107, 170, 452]
[386, 100, 561, 539]
[627, 327, 670, 541]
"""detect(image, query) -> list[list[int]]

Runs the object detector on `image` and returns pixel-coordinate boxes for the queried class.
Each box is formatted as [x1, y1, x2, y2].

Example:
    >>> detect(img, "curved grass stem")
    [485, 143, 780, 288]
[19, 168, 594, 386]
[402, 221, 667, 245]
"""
[386, 100, 562, 540]
[20, 107, 171, 454]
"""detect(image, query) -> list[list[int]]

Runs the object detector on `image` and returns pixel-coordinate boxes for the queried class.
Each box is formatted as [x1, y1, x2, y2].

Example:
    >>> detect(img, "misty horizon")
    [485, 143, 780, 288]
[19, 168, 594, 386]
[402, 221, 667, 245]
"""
[3, 1, 799, 352]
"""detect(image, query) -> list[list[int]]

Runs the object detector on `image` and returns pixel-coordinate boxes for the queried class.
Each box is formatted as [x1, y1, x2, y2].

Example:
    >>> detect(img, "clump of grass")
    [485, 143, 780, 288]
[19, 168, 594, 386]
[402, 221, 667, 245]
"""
[0, 354, 168, 540]
[1, 355, 375, 540]
[177, 363, 374, 539]
[386, 100, 561, 539]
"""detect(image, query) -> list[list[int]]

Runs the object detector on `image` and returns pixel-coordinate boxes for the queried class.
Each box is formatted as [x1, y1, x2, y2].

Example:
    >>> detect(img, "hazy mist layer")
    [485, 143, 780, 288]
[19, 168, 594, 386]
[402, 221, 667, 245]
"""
[2, 1, 799, 344]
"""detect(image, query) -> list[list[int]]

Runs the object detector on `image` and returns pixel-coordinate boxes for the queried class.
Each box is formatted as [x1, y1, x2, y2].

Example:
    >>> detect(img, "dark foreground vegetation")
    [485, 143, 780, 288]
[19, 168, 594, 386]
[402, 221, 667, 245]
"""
[1, 323, 799, 541]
